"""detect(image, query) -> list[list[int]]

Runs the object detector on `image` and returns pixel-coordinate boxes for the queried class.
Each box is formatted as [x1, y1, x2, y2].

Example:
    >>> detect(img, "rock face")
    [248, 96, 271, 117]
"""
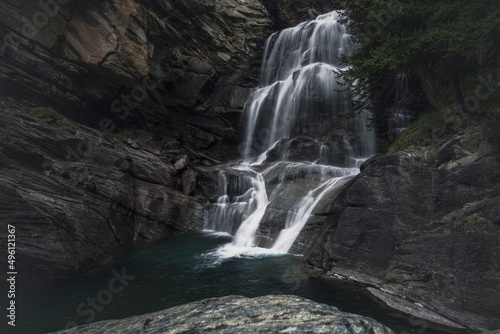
[0, 0, 339, 159]
[0, 0, 273, 159]
[305, 122, 500, 332]
[0, 0, 338, 275]
[0, 98, 205, 276]
[54, 295, 395, 334]
[260, 0, 343, 29]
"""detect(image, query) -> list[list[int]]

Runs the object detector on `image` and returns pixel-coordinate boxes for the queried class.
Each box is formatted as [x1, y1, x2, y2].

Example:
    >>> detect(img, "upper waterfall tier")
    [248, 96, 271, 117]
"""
[241, 11, 373, 163]
[260, 11, 353, 86]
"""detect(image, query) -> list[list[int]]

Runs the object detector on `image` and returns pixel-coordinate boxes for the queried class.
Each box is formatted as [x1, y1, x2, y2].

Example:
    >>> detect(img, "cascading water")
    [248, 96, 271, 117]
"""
[204, 11, 375, 261]
[270, 175, 350, 253]
[243, 12, 354, 160]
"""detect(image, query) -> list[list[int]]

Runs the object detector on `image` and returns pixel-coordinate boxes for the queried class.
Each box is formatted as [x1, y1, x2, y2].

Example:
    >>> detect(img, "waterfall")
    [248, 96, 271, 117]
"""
[270, 175, 351, 253]
[242, 11, 356, 161]
[389, 73, 413, 138]
[204, 11, 375, 261]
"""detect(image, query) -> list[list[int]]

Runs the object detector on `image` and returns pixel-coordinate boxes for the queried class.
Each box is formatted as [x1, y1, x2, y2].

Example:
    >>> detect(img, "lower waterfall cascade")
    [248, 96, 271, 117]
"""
[203, 11, 376, 260]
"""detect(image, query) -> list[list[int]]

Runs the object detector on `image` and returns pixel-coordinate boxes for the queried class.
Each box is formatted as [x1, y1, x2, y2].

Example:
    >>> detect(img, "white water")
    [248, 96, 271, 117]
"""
[230, 170, 269, 248]
[242, 11, 357, 160]
[204, 11, 376, 261]
[270, 175, 351, 253]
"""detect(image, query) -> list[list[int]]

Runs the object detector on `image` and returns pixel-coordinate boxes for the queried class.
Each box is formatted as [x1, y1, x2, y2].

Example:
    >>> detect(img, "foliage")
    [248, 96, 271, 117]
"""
[30, 107, 76, 134]
[65, 170, 79, 186]
[387, 112, 444, 154]
[105, 128, 146, 142]
[31, 107, 62, 122]
[339, 0, 500, 117]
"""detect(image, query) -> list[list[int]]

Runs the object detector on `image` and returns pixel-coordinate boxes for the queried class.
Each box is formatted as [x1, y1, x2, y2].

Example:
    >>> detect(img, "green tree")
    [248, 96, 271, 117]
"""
[339, 0, 500, 118]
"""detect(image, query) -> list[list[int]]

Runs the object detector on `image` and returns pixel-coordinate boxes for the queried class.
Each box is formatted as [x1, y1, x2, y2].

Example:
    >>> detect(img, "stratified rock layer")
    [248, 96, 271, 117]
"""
[0, 0, 339, 159]
[54, 295, 395, 334]
[0, 99, 205, 275]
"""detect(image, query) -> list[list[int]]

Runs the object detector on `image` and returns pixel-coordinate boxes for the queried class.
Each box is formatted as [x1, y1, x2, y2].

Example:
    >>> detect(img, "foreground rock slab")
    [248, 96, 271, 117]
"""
[54, 295, 395, 334]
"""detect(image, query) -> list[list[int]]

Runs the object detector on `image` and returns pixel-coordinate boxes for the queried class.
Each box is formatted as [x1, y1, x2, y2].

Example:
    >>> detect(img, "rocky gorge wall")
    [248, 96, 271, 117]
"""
[0, 0, 339, 276]
[305, 122, 500, 332]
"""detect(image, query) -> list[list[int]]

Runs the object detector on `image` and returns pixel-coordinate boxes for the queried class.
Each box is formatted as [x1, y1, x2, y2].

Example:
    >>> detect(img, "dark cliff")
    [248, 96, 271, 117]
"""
[305, 118, 500, 332]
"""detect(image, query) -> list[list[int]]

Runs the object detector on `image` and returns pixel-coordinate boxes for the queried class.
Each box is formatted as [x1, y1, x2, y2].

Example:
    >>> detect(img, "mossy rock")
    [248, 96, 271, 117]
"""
[105, 128, 146, 142]
[30, 107, 76, 134]
[387, 112, 445, 154]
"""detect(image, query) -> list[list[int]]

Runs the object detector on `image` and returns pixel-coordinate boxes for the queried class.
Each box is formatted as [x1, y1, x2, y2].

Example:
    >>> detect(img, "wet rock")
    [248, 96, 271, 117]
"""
[193, 165, 256, 201]
[55, 295, 395, 334]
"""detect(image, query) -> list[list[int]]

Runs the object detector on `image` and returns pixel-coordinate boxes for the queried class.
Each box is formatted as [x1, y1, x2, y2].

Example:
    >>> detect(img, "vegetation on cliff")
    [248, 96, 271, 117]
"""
[30, 107, 76, 134]
[339, 0, 500, 129]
